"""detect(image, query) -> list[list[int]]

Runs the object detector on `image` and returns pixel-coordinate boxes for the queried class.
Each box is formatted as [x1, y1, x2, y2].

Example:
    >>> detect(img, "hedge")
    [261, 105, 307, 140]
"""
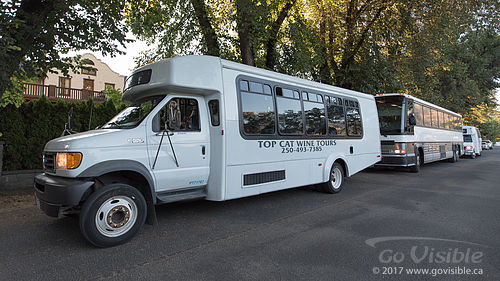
[0, 96, 124, 171]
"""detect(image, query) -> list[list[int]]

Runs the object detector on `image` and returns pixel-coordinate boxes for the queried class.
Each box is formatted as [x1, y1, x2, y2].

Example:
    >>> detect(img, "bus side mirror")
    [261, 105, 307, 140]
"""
[409, 114, 417, 126]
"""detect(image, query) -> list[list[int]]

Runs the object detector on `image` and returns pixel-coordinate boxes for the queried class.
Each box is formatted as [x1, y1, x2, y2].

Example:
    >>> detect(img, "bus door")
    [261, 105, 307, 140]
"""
[147, 96, 210, 192]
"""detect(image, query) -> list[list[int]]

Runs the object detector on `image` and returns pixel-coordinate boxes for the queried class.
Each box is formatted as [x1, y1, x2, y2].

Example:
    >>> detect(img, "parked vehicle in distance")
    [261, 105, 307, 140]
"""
[462, 126, 482, 158]
[34, 55, 381, 247]
[482, 140, 493, 150]
[375, 93, 463, 173]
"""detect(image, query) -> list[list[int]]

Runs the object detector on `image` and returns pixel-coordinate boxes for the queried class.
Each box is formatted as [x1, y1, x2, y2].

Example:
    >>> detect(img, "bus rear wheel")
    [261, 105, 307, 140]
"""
[449, 145, 459, 163]
[322, 163, 345, 194]
[409, 149, 421, 173]
[79, 183, 147, 248]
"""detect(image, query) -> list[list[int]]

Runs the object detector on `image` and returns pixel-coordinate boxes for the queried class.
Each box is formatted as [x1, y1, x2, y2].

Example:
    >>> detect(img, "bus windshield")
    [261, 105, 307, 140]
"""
[101, 96, 164, 129]
[376, 96, 404, 135]
[463, 135, 472, 142]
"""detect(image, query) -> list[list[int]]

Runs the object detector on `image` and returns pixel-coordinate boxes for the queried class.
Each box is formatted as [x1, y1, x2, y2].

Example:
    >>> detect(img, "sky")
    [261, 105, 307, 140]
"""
[66, 32, 149, 77]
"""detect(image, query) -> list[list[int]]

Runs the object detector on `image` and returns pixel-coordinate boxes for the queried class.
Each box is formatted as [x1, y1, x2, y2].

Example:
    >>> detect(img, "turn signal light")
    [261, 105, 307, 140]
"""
[56, 152, 83, 170]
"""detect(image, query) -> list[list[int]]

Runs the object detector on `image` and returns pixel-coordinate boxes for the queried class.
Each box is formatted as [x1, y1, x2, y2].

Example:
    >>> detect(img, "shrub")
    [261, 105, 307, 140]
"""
[0, 97, 124, 170]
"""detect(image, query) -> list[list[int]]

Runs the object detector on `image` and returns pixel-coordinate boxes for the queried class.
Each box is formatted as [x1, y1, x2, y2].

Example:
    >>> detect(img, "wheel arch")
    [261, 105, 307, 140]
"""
[323, 154, 349, 181]
[77, 160, 157, 225]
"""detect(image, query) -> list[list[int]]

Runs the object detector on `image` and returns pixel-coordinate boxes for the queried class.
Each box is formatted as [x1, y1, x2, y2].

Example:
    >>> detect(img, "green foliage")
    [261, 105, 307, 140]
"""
[0, 98, 122, 171]
[463, 103, 500, 141]
[0, 76, 26, 108]
[0, 0, 130, 100]
[103, 86, 126, 110]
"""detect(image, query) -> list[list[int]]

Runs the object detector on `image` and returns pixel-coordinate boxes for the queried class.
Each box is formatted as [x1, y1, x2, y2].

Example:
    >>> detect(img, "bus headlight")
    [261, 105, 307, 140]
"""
[56, 152, 83, 170]
[465, 146, 473, 150]
[394, 149, 406, 154]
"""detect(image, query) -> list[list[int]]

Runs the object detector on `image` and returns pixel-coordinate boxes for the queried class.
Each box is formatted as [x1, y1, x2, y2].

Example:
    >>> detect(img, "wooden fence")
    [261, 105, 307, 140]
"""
[23, 83, 106, 103]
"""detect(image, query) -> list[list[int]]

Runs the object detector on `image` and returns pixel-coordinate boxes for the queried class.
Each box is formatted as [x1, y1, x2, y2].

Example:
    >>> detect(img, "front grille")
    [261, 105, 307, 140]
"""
[243, 170, 286, 186]
[43, 152, 56, 173]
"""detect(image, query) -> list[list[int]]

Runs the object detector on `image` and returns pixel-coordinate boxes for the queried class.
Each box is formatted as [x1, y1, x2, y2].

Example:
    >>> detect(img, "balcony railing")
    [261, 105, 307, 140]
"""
[23, 83, 106, 103]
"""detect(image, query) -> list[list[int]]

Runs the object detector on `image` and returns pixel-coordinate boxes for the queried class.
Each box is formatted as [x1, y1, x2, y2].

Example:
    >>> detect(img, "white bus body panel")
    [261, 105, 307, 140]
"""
[221, 66, 380, 201]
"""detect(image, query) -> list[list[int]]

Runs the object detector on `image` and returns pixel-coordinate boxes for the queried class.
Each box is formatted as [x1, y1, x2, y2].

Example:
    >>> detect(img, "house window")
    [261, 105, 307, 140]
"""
[83, 79, 94, 91]
[59, 77, 71, 88]
[59, 77, 71, 96]
[81, 59, 97, 75]
[104, 83, 115, 90]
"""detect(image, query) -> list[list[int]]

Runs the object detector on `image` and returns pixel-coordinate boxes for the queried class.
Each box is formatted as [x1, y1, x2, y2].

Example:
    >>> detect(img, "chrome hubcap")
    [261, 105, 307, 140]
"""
[95, 196, 137, 237]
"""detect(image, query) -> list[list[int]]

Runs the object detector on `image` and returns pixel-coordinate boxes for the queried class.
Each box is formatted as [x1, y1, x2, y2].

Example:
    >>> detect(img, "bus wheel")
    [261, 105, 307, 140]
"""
[449, 146, 459, 163]
[323, 163, 344, 194]
[79, 183, 147, 247]
[409, 149, 420, 173]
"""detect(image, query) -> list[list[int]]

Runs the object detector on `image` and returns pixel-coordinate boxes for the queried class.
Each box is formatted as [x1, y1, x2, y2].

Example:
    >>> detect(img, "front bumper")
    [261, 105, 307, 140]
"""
[464, 150, 474, 156]
[34, 173, 94, 217]
[375, 154, 416, 167]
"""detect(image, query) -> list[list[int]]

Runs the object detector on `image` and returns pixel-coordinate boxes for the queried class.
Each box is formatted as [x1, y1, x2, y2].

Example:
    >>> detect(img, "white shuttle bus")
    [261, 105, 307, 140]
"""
[34, 56, 381, 247]
[462, 125, 482, 158]
[375, 93, 463, 172]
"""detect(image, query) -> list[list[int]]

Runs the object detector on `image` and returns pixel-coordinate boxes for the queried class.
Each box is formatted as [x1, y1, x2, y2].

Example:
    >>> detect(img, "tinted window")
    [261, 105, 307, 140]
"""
[346, 100, 362, 136]
[241, 91, 275, 135]
[276, 92, 303, 135]
[304, 99, 326, 136]
[327, 97, 346, 136]
[422, 106, 430, 127]
[431, 109, 438, 128]
[376, 96, 403, 134]
[413, 103, 423, 126]
[439, 111, 445, 128]
[125, 69, 152, 90]
[208, 100, 220, 126]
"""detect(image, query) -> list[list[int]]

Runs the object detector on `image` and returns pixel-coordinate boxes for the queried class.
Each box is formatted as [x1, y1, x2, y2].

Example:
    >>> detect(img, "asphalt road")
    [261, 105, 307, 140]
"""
[1, 149, 499, 281]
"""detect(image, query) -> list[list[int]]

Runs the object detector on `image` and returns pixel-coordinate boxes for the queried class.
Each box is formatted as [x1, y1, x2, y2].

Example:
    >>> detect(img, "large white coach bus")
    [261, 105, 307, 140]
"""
[375, 93, 463, 172]
[34, 56, 381, 247]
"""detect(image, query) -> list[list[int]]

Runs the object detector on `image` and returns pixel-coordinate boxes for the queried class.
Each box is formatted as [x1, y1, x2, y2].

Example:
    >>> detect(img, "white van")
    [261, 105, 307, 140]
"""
[34, 56, 381, 247]
[462, 126, 482, 158]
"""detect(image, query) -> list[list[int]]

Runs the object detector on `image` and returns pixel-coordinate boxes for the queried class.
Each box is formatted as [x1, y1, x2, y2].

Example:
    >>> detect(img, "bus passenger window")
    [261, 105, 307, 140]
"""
[439, 111, 445, 128]
[276, 87, 303, 135]
[431, 109, 438, 128]
[423, 106, 431, 127]
[346, 100, 362, 136]
[208, 100, 220, 126]
[327, 97, 346, 136]
[160, 98, 200, 131]
[240, 81, 275, 135]
[413, 103, 423, 126]
[304, 93, 326, 136]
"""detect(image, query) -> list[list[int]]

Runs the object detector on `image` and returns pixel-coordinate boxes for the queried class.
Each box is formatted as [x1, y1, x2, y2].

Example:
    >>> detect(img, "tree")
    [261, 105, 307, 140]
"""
[0, 0, 130, 101]
[125, 0, 296, 70]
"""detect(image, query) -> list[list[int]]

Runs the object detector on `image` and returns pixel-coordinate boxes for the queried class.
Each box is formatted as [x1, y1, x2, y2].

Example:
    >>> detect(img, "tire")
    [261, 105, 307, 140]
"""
[322, 162, 345, 194]
[79, 183, 147, 248]
[449, 146, 459, 163]
[409, 149, 421, 173]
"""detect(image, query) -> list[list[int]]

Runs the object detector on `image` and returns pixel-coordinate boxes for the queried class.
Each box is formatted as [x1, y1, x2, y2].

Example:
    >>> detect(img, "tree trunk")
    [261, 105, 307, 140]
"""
[265, 0, 296, 70]
[235, 0, 255, 66]
[190, 0, 220, 57]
